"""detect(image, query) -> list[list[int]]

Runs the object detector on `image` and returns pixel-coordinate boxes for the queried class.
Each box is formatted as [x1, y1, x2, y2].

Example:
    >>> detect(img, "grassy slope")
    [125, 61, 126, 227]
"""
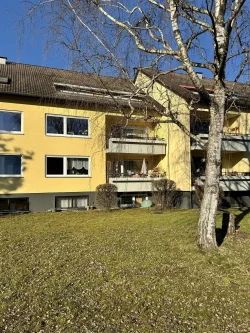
[0, 209, 250, 333]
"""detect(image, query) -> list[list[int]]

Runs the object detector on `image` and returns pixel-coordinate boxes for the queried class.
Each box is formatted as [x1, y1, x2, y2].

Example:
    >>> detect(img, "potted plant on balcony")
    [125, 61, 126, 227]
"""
[150, 167, 160, 178]
[150, 167, 167, 178]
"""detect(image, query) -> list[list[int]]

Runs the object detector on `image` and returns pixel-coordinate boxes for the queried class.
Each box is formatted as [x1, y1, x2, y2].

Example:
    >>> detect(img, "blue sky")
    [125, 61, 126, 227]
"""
[0, 1, 67, 68]
[0, 1, 248, 82]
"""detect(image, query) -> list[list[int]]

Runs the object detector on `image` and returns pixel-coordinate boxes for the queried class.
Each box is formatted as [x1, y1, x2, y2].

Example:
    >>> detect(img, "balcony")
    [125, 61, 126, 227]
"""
[191, 133, 250, 152]
[195, 172, 250, 191]
[108, 174, 165, 192]
[107, 135, 166, 155]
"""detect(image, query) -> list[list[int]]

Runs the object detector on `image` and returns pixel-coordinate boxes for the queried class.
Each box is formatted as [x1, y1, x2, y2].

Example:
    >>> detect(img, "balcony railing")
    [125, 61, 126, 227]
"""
[191, 133, 250, 152]
[193, 172, 250, 191]
[193, 171, 250, 178]
[107, 171, 166, 179]
[106, 135, 166, 155]
[107, 172, 165, 192]
[108, 133, 166, 142]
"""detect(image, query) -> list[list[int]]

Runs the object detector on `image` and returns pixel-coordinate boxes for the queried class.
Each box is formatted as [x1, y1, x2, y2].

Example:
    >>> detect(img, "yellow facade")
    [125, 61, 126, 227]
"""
[1, 68, 250, 212]
[136, 71, 250, 190]
[0, 97, 107, 194]
[135, 72, 191, 191]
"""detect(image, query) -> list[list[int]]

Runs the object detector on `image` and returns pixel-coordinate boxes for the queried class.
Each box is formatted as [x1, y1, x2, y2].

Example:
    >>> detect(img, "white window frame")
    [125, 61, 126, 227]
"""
[123, 125, 149, 138]
[0, 110, 23, 134]
[45, 114, 90, 138]
[55, 196, 89, 210]
[0, 154, 23, 177]
[46, 155, 91, 178]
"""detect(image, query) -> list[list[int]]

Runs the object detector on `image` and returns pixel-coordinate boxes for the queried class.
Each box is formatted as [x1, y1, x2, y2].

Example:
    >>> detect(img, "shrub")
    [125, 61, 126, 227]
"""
[95, 183, 118, 210]
[152, 178, 179, 210]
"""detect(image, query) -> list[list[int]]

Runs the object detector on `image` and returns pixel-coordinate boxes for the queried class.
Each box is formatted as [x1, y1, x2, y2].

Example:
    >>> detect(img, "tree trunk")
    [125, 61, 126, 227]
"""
[197, 83, 225, 249]
[227, 213, 236, 236]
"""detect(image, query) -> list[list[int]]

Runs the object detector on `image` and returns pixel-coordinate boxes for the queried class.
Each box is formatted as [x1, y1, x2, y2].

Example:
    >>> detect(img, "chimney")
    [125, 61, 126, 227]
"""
[0, 57, 7, 65]
[196, 72, 203, 79]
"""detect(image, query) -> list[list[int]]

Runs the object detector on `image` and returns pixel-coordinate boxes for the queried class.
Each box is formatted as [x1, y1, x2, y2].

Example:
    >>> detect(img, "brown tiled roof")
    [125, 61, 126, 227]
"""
[0, 62, 161, 111]
[140, 68, 250, 108]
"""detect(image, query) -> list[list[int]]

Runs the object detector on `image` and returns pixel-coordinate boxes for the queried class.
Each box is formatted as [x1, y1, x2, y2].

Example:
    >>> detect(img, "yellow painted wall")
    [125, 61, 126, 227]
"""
[136, 72, 191, 191]
[0, 98, 107, 194]
[224, 112, 250, 135]
[105, 115, 156, 138]
[222, 152, 250, 173]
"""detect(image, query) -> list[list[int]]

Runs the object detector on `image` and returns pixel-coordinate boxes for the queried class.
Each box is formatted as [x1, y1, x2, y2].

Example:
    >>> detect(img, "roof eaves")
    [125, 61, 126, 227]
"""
[0, 90, 159, 111]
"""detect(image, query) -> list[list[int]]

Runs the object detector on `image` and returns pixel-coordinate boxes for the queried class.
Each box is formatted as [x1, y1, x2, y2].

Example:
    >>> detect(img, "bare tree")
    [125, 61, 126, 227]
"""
[23, 0, 250, 249]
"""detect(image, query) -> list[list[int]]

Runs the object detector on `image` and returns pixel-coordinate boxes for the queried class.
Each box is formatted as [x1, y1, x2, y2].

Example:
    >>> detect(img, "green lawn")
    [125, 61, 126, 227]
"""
[1, 209, 250, 333]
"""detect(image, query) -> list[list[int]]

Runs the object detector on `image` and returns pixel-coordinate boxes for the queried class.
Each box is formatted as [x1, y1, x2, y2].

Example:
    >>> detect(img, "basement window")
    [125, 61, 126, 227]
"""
[0, 198, 29, 213]
[55, 196, 88, 210]
[46, 156, 90, 177]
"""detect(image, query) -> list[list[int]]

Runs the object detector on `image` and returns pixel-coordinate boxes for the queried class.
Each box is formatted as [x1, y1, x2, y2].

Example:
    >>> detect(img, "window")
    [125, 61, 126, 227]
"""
[47, 157, 64, 175]
[0, 155, 22, 176]
[124, 160, 148, 176]
[0, 198, 29, 212]
[0, 111, 22, 133]
[55, 196, 88, 210]
[111, 125, 148, 139]
[47, 116, 64, 134]
[120, 195, 147, 208]
[46, 156, 90, 177]
[46, 115, 89, 137]
[123, 127, 148, 138]
[67, 158, 89, 175]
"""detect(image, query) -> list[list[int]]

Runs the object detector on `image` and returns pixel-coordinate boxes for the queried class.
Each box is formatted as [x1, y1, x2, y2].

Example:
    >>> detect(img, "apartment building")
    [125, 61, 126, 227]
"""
[0, 58, 166, 212]
[0, 58, 249, 213]
[136, 68, 250, 207]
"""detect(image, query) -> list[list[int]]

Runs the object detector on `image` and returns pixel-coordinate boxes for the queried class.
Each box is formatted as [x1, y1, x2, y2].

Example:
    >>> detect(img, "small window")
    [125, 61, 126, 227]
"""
[47, 157, 64, 175]
[46, 156, 90, 177]
[47, 115, 64, 134]
[0, 199, 9, 211]
[67, 158, 89, 175]
[0, 155, 22, 176]
[121, 196, 133, 205]
[67, 117, 88, 136]
[55, 196, 88, 210]
[0, 111, 22, 133]
[46, 114, 89, 137]
[0, 198, 29, 212]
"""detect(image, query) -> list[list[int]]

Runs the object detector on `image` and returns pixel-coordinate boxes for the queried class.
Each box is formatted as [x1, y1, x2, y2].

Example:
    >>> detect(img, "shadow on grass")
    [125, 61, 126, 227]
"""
[216, 208, 250, 246]
[216, 212, 230, 246]
[235, 207, 250, 230]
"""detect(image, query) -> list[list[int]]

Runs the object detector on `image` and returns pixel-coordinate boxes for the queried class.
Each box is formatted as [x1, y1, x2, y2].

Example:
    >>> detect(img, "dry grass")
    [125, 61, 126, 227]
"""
[1, 208, 250, 333]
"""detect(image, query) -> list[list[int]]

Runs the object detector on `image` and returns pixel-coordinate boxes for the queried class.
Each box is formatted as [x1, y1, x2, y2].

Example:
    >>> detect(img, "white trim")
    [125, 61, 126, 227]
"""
[0, 154, 23, 177]
[55, 195, 89, 210]
[46, 155, 91, 178]
[45, 114, 90, 138]
[0, 110, 23, 134]
[54, 82, 144, 97]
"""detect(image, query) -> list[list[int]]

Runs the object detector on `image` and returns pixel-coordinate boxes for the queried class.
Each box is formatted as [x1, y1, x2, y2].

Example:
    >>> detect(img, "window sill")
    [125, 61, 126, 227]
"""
[0, 175, 23, 178]
[0, 131, 24, 135]
[46, 134, 91, 139]
[46, 175, 91, 178]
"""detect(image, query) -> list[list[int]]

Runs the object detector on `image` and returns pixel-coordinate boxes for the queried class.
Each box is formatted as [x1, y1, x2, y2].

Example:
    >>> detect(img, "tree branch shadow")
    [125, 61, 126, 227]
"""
[216, 207, 250, 246]
[0, 136, 34, 193]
